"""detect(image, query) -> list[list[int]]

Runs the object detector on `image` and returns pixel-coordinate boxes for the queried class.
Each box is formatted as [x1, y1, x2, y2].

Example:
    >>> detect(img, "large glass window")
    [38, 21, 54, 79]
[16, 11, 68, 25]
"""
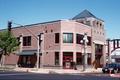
[76, 34, 91, 46]
[87, 53, 91, 65]
[76, 52, 83, 65]
[87, 36, 91, 46]
[55, 33, 59, 43]
[76, 34, 84, 44]
[23, 36, 31, 46]
[63, 33, 73, 43]
[95, 44, 103, 53]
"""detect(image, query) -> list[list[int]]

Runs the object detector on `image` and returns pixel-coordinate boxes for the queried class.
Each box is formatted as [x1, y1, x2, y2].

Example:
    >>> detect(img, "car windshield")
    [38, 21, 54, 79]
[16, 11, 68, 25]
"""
[106, 63, 116, 68]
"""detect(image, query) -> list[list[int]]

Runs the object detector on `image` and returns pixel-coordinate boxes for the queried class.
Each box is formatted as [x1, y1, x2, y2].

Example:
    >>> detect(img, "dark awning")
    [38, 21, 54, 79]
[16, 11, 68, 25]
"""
[17, 50, 37, 55]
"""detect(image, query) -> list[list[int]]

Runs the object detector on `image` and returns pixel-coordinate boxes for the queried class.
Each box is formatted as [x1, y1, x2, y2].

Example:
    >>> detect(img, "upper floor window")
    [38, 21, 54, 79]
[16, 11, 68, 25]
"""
[76, 34, 91, 46]
[76, 34, 84, 44]
[23, 36, 31, 46]
[87, 36, 91, 46]
[86, 21, 91, 26]
[55, 33, 59, 43]
[63, 33, 73, 43]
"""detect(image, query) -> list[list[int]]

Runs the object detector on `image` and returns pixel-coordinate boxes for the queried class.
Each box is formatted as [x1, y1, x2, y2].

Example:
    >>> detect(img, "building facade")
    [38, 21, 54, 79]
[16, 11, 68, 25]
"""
[1, 10, 106, 69]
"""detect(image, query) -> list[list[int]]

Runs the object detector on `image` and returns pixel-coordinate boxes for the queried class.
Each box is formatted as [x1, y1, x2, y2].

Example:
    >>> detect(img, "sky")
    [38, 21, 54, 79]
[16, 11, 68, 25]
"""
[0, 0, 120, 39]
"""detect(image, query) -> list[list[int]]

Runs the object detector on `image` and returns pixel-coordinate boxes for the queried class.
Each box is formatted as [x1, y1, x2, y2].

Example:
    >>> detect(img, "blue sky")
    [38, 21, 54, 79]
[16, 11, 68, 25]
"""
[0, 0, 120, 39]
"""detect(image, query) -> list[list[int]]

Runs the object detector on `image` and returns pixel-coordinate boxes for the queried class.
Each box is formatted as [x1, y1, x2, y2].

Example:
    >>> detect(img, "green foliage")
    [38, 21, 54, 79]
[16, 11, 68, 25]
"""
[0, 30, 20, 55]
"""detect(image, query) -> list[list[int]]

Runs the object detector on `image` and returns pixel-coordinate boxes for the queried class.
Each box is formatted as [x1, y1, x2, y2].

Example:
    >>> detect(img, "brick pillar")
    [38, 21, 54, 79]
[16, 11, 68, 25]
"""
[103, 45, 106, 67]
[60, 51, 63, 67]
[91, 43, 95, 65]
[73, 52, 76, 63]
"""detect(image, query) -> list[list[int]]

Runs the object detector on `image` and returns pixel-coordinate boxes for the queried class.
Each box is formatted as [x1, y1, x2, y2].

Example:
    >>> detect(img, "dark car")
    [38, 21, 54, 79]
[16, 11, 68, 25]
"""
[102, 63, 120, 73]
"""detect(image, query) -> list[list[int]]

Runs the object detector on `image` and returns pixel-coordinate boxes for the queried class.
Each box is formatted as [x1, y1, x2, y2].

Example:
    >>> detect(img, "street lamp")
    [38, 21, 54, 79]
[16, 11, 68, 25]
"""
[81, 33, 88, 71]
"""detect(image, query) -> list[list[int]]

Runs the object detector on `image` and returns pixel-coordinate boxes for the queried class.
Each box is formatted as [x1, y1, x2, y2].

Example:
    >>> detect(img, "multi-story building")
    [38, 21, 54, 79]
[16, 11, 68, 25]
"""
[1, 10, 106, 69]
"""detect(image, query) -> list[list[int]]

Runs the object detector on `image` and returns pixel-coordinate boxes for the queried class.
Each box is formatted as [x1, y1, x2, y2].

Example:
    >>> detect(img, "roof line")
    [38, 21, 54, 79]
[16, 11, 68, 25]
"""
[0, 20, 61, 31]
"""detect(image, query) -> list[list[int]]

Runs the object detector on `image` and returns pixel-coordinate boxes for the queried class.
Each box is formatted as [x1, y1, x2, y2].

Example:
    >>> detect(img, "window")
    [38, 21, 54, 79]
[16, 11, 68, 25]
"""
[55, 33, 59, 43]
[76, 34, 91, 46]
[76, 53, 83, 65]
[23, 36, 31, 46]
[76, 34, 84, 44]
[95, 44, 103, 53]
[87, 36, 91, 46]
[87, 53, 91, 65]
[86, 21, 91, 26]
[63, 33, 73, 43]
[55, 52, 59, 65]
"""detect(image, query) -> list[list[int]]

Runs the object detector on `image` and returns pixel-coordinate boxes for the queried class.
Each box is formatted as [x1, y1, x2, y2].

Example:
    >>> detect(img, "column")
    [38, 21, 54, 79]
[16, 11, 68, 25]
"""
[103, 45, 106, 67]
[73, 52, 76, 63]
[91, 43, 95, 65]
[60, 51, 63, 68]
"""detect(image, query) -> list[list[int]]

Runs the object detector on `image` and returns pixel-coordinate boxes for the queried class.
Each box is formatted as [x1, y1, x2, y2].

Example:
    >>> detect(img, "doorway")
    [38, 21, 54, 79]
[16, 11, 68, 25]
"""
[63, 52, 73, 69]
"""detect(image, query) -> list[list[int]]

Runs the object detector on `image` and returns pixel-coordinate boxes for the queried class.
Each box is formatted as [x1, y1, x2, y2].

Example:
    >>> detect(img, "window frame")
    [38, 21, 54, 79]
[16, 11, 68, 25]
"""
[23, 36, 31, 46]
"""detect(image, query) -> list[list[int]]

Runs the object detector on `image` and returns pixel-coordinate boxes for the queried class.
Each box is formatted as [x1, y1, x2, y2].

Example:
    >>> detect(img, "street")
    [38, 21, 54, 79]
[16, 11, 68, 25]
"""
[0, 71, 119, 80]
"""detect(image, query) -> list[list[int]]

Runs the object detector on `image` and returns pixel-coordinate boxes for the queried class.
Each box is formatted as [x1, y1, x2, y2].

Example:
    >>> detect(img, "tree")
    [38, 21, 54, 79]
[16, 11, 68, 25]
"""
[0, 30, 20, 66]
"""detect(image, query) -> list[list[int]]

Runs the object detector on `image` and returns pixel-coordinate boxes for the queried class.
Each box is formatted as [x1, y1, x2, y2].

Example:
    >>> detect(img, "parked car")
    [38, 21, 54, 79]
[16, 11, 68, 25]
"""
[102, 63, 120, 73]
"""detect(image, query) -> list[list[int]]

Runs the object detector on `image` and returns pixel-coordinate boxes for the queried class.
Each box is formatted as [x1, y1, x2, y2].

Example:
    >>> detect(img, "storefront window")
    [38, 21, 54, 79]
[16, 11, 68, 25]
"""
[87, 53, 91, 65]
[55, 52, 59, 65]
[76, 53, 83, 65]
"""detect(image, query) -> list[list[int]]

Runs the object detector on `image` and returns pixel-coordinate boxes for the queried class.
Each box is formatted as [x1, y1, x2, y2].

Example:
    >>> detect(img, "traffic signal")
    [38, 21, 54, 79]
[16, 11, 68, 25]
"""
[8, 21, 12, 32]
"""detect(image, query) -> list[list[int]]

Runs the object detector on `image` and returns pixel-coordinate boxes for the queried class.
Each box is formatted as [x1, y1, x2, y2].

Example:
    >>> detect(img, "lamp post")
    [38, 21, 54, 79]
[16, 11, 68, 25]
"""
[81, 33, 88, 71]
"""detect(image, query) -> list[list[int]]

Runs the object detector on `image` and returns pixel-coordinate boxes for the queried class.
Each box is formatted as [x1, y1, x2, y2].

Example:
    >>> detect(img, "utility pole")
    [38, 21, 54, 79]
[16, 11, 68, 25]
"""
[13, 22, 43, 70]
[36, 33, 43, 69]
[36, 35, 40, 69]
[83, 33, 88, 71]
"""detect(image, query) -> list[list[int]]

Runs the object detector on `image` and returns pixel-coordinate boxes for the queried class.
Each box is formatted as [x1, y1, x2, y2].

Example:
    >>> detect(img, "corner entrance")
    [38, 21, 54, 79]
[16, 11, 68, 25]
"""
[63, 52, 73, 69]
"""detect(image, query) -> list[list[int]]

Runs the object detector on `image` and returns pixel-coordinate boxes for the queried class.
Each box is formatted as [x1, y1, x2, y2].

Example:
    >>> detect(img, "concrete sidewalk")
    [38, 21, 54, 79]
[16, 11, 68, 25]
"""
[14, 68, 102, 74]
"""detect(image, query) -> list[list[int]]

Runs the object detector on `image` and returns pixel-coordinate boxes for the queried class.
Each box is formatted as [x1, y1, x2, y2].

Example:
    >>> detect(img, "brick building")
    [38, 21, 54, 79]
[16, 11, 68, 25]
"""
[0, 10, 106, 69]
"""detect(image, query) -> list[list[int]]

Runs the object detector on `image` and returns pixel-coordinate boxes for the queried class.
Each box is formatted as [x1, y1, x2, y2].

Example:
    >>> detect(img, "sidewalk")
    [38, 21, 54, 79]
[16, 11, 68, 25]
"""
[14, 67, 102, 74]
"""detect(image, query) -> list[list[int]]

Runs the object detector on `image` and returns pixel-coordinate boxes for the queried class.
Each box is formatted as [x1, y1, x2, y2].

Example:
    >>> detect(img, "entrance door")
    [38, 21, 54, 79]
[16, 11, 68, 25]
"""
[63, 52, 73, 69]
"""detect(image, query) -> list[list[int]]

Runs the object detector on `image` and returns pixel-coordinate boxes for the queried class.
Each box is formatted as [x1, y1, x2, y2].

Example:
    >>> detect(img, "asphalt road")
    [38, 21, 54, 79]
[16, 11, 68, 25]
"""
[0, 71, 119, 80]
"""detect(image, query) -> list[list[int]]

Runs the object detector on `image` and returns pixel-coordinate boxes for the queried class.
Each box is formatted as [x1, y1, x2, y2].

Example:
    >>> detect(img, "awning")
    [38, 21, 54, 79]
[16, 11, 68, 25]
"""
[93, 40, 105, 45]
[111, 48, 120, 59]
[17, 50, 37, 55]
